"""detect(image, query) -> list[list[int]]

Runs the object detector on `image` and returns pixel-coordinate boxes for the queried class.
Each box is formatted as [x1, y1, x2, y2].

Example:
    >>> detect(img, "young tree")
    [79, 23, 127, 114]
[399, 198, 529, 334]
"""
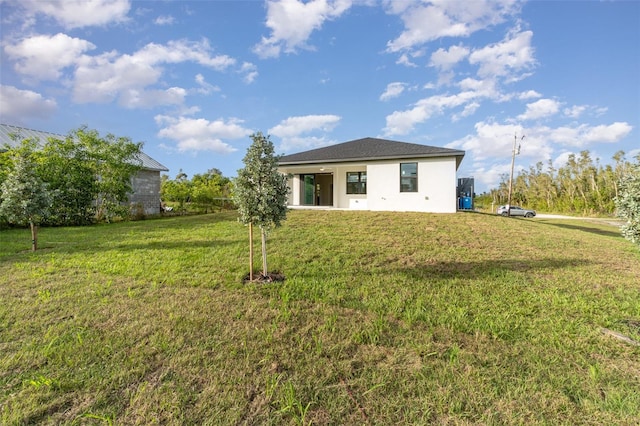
[39, 135, 96, 225]
[0, 146, 51, 251]
[233, 132, 289, 280]
[615, 155, 640, 248]
[72, 127, 143, 221]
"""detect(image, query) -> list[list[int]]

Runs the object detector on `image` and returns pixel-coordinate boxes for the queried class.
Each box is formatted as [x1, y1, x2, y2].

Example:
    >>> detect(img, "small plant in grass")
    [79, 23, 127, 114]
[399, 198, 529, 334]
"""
[277, 381, 312, 425]
[233, 132, 289, 281]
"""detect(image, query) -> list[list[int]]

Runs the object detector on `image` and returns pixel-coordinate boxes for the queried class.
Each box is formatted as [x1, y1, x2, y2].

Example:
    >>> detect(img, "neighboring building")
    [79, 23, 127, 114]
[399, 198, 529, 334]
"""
[278, 137, 465, 213]
[0, 124, 169, 215]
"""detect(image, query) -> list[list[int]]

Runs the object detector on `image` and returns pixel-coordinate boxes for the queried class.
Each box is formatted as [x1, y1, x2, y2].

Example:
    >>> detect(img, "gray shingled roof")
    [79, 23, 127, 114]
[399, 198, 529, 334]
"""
[279, 137, 465, 165]
[0, 123, 168, 172]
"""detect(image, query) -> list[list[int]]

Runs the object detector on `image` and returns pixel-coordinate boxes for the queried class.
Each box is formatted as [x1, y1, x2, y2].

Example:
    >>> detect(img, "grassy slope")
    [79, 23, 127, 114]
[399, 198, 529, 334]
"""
[1, 211, 639, 425]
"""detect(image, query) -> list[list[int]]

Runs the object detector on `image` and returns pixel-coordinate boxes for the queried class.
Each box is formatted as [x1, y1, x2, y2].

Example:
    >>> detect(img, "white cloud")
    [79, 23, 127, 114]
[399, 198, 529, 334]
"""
[447, 119, 633, 190]
[253, 0, 353, 58]
[0, 85, 57, 123]
[269, 114, 341, 138]
[518, 90, 542, 100]
[452, 101, 480, 121]
[594, 107, 608, 116]
[119, 87, 186, 109]
[469, 29, 536, 80]
[154, 15, 175, 25]
[72, 39, 235, 105]
[457, 77, 498, 96]
[563, 104, 608, 119]
[73, 50, 159, 104]
[564, 105, 587, 118]
[155, 116, 252, 153]
[240, 62, 259, 84]
[380, 82, 406, 101]
[194, 74, 220, 95]
[396, 49, 425, 67]
[269, 114, 341, 151]
[525, 122, 632, 148]
[580, 122, 632, 144]
[552, 151, 574, 169]
[383, 88, 493, 136]
[383, 107, 429, 136]
[466, 162, 513, 189]
[18, 0, 131, 29]
[627, 148, 640, 161]
[277, 135, 338, 152]
[384, 95, 457, 135]
[3, 32, 243, 109]
[446, 121, 550, 190]
[4, 33, 96, 81]
[385, 0, 519, 52]
[447, 121, 532, 161]
[133, 39, 235, 70]
[517, 98, 561, 121]
[458, 120, 632, 161]
[396, 53, 417, 67]
[429, 44, 469, 70]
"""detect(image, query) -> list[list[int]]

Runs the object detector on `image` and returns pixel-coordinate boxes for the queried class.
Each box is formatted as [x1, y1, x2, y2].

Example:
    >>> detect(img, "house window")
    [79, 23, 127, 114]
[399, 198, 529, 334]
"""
[400, 163, 417, 192]
[346, 172, 366, 194]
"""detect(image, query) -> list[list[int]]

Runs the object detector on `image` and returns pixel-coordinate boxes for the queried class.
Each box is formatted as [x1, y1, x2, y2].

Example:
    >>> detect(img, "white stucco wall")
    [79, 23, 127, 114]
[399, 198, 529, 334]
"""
[366, 158, 458, 213]
[334, 164, 366, 209]
[279, 156, 459, 213]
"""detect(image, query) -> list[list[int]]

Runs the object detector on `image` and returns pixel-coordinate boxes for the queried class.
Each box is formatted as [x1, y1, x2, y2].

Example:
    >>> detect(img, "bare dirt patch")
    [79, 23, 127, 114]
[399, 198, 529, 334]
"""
[243, 271, 285, 284]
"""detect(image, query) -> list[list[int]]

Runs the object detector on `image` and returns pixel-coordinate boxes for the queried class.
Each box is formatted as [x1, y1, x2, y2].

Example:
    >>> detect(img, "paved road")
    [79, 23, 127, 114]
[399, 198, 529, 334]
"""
[535, 213, 623, 226]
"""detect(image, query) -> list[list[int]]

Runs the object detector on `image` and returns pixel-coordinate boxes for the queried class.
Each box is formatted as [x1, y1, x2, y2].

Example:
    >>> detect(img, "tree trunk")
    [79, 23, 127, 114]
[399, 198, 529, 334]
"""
[249, 222, 254, 281]
[261, 227, 268, 277]
[30, 221, 37, 251]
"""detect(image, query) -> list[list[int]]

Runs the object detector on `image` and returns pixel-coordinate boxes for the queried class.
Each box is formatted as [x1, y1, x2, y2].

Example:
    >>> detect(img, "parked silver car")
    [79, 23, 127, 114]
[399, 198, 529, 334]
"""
[496, 205, 536, 218]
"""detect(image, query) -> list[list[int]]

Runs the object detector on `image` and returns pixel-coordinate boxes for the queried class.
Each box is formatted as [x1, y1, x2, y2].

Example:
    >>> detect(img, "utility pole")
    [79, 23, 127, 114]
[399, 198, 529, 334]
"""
[507, 133, 524, 216]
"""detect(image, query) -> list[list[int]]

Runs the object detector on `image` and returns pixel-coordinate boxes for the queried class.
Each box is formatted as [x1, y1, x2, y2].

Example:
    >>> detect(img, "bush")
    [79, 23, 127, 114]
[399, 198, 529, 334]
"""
[615, 159, 640, 247]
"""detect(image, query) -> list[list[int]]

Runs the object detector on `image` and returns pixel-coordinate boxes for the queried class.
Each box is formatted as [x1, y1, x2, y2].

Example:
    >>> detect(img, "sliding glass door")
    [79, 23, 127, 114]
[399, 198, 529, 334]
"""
[302, 174, 315, 205]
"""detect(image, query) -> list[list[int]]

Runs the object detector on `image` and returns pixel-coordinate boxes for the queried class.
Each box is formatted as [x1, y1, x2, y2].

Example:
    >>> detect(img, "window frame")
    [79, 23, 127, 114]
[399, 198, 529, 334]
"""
[400, 162, 418, 193]
[346, 171, 367, 195]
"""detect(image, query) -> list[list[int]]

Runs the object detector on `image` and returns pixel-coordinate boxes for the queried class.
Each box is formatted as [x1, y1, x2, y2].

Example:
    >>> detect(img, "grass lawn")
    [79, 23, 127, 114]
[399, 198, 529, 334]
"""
[1, 210, 639, 425]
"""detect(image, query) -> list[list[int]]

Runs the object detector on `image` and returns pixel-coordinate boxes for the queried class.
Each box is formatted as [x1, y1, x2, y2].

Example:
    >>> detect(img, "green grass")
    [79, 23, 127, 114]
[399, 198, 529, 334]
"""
[1, 210, 639, 425]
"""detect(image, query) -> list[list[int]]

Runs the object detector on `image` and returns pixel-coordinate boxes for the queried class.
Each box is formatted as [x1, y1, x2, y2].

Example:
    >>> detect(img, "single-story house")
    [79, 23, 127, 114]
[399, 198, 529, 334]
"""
[278, 137, 465, 213]
[0, 123, 169, 215]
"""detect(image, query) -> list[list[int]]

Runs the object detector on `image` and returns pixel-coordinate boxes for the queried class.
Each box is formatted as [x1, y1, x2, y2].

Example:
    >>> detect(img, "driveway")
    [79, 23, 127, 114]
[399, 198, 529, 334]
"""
[535, 213, 624, 227]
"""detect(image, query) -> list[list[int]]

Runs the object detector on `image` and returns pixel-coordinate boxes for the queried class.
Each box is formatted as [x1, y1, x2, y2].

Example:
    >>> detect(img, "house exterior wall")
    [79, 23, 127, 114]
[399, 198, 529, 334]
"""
[279, 156, 459, 213]
[366, 158, 458, 213]
[335, 164, 367, 209]
[129, 169, 162, 215]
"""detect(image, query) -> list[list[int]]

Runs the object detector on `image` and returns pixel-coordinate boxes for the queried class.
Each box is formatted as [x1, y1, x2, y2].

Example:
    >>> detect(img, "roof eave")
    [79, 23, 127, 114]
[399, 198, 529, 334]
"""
[279, 151, 465, 166]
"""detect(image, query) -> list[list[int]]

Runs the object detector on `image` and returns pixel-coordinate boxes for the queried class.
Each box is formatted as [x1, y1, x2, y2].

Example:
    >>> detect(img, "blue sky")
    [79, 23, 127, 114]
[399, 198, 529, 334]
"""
[1, 0, 638, 193]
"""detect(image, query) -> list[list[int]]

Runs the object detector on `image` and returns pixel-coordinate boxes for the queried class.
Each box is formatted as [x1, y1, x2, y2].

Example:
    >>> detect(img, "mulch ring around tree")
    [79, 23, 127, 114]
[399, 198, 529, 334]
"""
[243, 271, 285, 284]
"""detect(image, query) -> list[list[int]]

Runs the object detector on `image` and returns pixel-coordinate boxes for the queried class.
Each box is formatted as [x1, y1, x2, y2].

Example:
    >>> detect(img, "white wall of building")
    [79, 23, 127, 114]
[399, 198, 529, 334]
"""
[279, 156, 459, 213]
[366, 158, 457, 213]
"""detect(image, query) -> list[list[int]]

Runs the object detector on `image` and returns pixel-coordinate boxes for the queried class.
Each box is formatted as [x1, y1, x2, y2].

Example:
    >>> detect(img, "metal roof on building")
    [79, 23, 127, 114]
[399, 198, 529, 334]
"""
[0, 123, 168, 172]
[278, 137, 465, 166]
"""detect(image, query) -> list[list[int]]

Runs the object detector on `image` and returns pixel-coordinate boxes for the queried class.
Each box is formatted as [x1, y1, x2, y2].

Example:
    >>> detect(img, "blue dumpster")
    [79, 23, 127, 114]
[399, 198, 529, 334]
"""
[461, 196, 472, 210]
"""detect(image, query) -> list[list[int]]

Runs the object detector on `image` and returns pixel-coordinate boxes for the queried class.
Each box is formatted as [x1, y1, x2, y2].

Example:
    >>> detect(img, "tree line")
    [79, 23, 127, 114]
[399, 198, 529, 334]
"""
[0, 127, 143, 229]
[480, 150, 639, 216]
[160, 168, 233, 213]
